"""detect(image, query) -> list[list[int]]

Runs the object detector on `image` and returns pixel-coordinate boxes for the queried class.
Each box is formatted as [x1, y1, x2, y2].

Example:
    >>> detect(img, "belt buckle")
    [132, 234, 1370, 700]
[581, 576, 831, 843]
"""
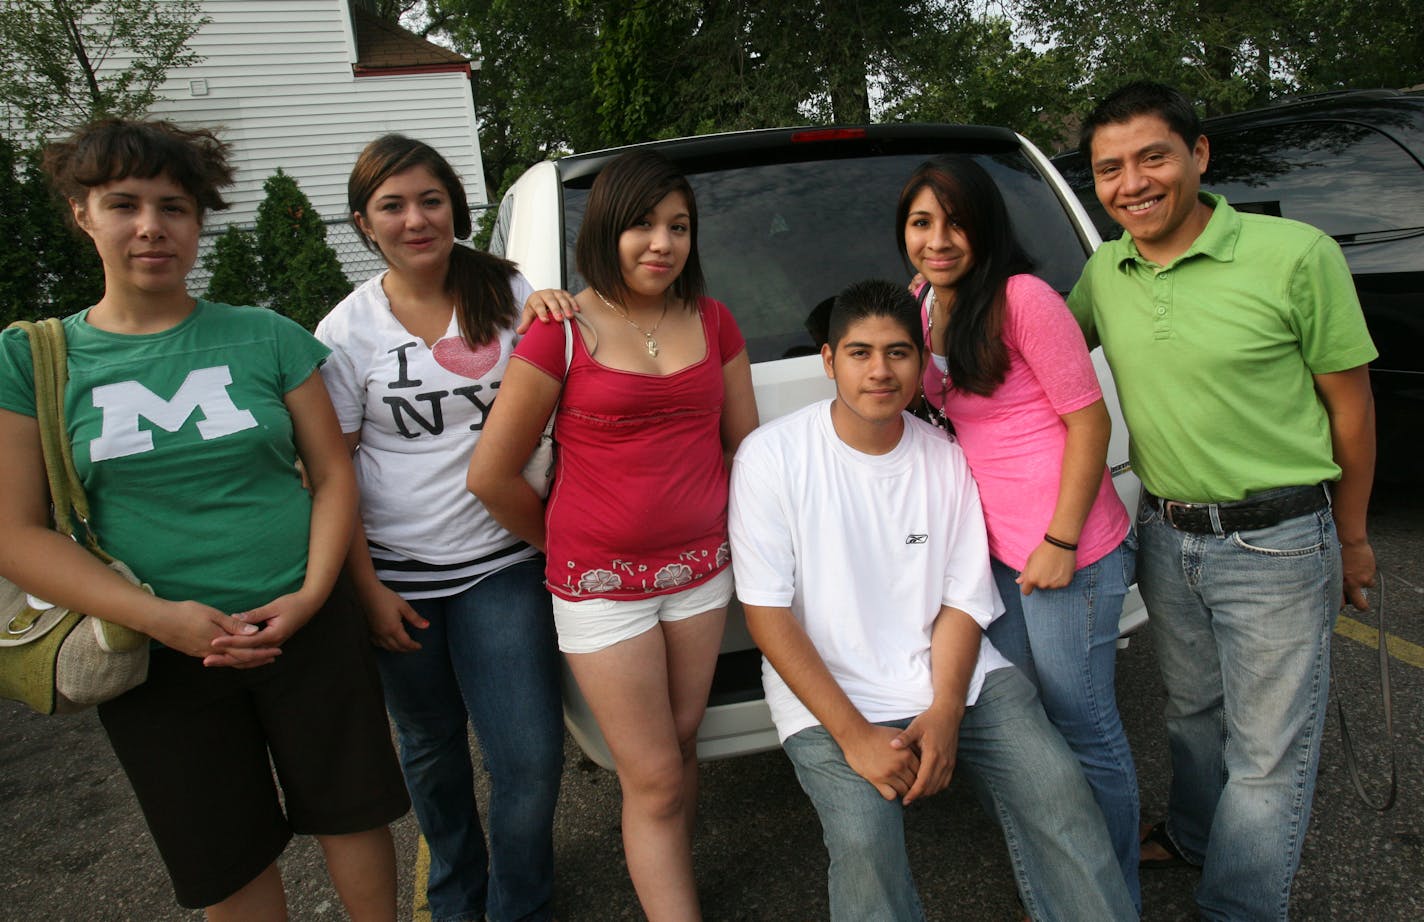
[1163, 499, 1198, 530]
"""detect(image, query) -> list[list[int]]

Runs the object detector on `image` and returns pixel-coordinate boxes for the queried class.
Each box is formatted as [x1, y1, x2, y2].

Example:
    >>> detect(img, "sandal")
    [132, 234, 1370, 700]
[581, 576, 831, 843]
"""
[1139, 820, 1194, 871]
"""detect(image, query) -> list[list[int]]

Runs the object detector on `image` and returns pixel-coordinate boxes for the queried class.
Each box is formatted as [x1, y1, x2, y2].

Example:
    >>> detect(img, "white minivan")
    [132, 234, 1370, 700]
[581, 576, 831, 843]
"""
[488, 125, 1143, 768]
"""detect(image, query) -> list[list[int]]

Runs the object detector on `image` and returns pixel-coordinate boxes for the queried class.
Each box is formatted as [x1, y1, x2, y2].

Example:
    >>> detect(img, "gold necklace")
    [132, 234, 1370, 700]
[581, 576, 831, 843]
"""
[594, 289, 668, 357]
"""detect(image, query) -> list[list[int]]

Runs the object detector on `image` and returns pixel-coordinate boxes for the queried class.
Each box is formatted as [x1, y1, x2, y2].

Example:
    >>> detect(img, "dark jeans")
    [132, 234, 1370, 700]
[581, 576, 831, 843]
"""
[376, 558, 563, 922]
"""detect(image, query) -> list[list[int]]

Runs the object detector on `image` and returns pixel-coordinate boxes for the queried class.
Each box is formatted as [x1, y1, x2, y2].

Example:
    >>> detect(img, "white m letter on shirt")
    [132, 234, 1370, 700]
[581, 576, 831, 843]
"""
[89, 366, 259, 462]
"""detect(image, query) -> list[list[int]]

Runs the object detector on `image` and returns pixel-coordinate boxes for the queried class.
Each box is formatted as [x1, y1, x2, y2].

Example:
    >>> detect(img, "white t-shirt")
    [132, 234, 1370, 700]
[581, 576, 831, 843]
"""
[728, 400, 1009, 743]
[316, 270, 539, 599]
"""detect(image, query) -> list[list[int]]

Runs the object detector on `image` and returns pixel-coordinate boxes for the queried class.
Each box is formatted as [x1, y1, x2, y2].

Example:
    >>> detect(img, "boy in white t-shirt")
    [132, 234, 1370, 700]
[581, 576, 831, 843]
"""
[728, 280, 1134, 922]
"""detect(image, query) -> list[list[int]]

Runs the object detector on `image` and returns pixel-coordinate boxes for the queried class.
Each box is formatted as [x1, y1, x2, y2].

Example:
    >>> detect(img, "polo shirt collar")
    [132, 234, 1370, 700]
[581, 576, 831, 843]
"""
[1113, 192, 1241, 271]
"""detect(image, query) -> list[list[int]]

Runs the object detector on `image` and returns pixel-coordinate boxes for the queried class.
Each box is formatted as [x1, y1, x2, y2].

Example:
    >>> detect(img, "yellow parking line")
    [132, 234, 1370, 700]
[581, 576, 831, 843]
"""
[413, 835, 431, 922]
[1336, 615, 1424, 669]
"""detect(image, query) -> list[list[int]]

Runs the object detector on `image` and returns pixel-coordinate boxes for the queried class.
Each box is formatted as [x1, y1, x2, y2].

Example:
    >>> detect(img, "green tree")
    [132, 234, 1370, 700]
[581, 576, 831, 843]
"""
[369, 0, 425, 20]
[1284, 0, 1424, 91]
[399, 0, 1424, 197]
[736, 0, 935, 125]
[202, 226, 263, 307]
[421, 0, 958, 189]
[1010, 0, 1424, 119]
[588, 1, 697, 144]
[253, 169, 350, 330]
[0, 137, 102, 326]
[0, 137, 33, 325]
[424, 0, 602, 195]
[0, 0, 208, 138]
[885, 13, 1086, 153]
[31, 155, 104, 316]
[1010, 0, 1288, 115]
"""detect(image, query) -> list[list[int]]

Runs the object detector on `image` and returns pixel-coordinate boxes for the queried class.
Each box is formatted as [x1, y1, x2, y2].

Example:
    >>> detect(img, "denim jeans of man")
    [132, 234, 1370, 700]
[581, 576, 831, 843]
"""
[375, 558, 564, 922]
[781, 667, 1135, 922]
[1136, 498, 1341, 922]
[988, 541, 1142, 912]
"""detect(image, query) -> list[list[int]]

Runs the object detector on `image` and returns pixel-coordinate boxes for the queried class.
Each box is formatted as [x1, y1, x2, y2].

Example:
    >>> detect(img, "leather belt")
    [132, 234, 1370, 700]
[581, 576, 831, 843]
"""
[1147, 483, 1330, 534]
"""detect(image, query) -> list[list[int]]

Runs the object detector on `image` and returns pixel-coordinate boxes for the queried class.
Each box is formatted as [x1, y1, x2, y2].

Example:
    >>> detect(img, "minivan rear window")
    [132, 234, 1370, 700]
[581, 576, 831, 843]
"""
[562, 152, 1088, 363]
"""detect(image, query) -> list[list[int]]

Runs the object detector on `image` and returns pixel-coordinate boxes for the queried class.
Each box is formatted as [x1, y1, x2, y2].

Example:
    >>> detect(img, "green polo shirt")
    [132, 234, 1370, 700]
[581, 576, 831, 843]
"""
[1068, 193, 1377, 503]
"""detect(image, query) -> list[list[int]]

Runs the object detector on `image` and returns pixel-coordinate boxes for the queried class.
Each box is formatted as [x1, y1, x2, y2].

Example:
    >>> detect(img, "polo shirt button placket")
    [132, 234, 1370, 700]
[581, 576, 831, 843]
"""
[1153, 269, 1172, 338]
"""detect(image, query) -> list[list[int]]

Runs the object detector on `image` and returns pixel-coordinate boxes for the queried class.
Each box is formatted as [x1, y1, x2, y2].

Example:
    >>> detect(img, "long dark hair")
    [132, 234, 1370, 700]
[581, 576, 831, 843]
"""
[895, 155, 1033, 397]
[575, 149, 704, 309]
[349, 134, 517, 346]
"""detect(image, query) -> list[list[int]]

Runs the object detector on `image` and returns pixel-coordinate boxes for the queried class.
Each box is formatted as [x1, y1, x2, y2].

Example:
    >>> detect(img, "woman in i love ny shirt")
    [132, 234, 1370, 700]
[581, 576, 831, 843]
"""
[316, 135, 562, 922]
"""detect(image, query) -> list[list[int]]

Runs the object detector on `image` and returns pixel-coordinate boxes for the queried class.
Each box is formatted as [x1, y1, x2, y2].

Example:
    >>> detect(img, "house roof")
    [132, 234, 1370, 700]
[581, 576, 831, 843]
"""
[351, 9, 472, 77]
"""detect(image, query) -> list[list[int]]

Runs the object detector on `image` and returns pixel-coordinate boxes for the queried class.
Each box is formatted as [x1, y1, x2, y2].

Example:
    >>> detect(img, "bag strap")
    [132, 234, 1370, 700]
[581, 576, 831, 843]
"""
[563, 315, 575, 380]
[8, 318, 111, 561]
[1332, 570, 1397, 811]
[540, 315, 588, 440]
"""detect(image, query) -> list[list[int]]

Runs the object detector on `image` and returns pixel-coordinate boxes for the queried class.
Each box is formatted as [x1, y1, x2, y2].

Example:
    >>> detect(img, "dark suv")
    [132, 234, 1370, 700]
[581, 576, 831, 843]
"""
[1054, 89, 1424, 476]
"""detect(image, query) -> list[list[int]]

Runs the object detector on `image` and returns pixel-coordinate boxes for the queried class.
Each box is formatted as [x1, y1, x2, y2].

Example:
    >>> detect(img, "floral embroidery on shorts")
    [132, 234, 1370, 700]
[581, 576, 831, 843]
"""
[578, 568, 623, 593]
[653, 563, 694, 589]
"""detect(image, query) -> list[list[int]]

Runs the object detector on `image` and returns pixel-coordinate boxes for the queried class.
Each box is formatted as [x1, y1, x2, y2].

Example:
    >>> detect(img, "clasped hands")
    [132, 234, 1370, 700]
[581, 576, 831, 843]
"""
[155, 588, 325, 669]
[842, 704, 964, 806]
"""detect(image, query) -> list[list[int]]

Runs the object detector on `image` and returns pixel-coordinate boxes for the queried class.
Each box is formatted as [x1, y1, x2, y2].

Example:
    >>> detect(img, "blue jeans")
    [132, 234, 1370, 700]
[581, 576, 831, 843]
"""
[1136, 497, 1341, 921]
[988, 542, 1141, 911]
[782, 668, 1135, 922]
[375, 558, 563, 922]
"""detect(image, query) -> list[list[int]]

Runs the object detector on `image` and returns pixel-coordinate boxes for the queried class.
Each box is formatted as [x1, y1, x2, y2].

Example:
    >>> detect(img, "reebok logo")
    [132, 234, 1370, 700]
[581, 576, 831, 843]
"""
[905, 534, 928, 544]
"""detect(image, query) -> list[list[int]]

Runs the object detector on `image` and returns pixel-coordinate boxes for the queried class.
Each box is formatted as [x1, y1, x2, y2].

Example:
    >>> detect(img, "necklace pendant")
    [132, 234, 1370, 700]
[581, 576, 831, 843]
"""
[645, 334, 659, 357]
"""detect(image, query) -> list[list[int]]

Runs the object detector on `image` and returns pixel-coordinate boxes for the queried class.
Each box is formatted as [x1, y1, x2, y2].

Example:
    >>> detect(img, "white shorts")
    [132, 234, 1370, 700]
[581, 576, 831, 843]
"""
[551, 567, 734, 654]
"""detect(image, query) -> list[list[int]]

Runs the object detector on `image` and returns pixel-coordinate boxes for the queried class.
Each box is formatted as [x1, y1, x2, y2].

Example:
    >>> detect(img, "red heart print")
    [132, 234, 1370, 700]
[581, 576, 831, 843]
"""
[432, 336, 502, 380]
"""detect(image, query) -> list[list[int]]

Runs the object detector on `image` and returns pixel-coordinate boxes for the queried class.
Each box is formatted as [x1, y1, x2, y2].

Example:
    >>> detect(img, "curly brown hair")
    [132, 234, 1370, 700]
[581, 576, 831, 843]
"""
[43, 118, 234, 222]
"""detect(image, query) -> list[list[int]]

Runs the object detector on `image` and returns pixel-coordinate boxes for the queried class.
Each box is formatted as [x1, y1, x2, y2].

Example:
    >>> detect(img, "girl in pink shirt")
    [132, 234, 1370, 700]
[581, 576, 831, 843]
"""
[469, 150, 758, 921]
[897, 155, 1140, 909]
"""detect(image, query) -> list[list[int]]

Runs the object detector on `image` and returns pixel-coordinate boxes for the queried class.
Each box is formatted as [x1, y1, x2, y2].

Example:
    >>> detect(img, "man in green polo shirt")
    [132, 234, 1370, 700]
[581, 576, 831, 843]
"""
[1068, 81, 1377, 921]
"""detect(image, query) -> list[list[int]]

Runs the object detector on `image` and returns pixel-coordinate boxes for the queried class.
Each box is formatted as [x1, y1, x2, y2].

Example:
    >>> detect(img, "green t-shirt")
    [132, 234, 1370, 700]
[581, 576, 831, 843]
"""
[1068, 193, 1378, 503]
[0, 301, 330, 613]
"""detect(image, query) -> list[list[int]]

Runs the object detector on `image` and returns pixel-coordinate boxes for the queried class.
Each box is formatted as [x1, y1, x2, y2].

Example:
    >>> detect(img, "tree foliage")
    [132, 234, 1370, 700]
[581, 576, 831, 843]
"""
[588, 1, 695, 144]
[202, 226, 263, 307]
[381, 0, 1424, 196]
[1010, 0, 1424, 118]
[0, 136, 103, 326]
[418, 0, 965, 191]
[253, 170, 351, 330]
[1282, 0, 1424, 92]
[883, 10, 1088, 152]
[0, 0, 208, 139]
[421, 0, 601, 196]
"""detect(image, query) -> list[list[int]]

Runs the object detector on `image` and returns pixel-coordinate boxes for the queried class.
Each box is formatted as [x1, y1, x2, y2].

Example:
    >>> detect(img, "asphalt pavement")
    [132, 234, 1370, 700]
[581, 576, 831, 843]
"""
[3, 487, 1421, 921]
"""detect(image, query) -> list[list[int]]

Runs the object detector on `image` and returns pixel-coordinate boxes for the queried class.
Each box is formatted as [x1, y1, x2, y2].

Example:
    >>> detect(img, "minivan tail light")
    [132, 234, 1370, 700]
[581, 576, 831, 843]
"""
[791, 128, 867, 143]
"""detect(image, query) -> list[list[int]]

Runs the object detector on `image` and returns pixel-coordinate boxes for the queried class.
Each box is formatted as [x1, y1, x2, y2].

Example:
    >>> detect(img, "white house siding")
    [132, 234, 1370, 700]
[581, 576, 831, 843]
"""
[135, 0, 486, 237]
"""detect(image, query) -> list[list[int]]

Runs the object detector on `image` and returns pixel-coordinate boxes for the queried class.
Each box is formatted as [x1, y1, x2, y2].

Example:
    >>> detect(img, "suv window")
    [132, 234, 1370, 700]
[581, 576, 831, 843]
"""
[561, 152, 1088, 364]
[1204, 121, 1424, 242]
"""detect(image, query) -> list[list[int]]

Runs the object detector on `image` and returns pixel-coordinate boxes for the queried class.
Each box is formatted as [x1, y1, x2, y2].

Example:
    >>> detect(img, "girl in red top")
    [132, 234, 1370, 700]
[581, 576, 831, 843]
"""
[469, 150, 758, 921]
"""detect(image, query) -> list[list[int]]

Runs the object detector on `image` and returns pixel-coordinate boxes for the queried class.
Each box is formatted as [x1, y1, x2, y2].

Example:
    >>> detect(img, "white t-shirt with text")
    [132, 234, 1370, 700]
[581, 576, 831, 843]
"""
[316, 270, 538, 598]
